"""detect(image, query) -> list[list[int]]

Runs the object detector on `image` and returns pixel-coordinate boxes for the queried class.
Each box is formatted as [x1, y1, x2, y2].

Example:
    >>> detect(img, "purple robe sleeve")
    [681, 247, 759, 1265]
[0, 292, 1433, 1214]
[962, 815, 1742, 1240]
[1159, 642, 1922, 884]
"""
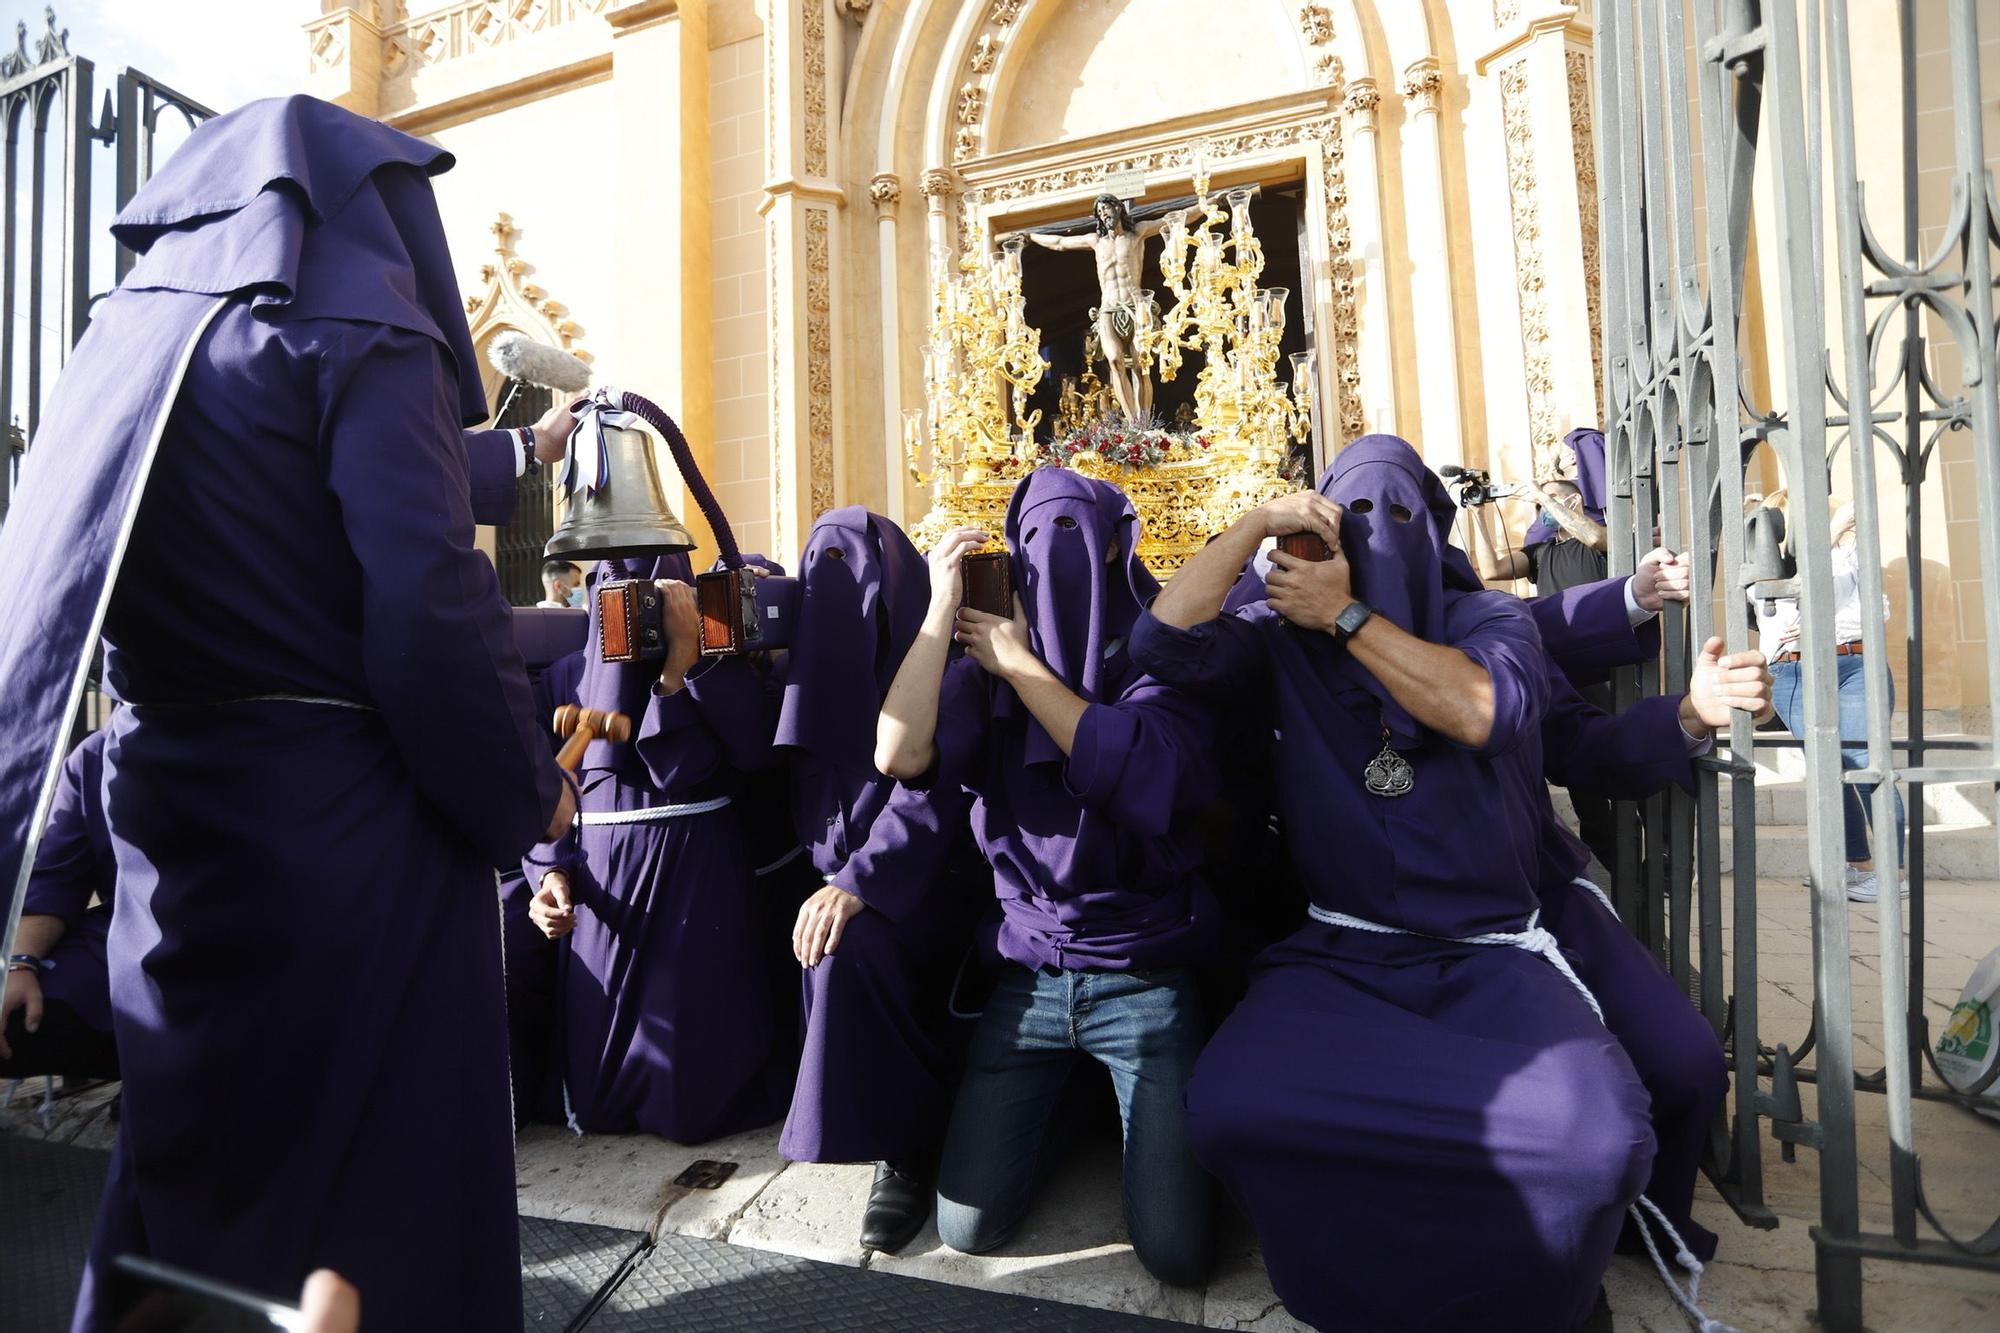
[1444, 593, 1549, 758]
[19, 735, 111, 927]
[1063, 680, 1219, 840]
[836, 778, 970, 922]
[320, 325, 564, 866]
[678, 656, 779, 777]
[1528, 577, 1660, 684]
[464, 428, 521, 528]
[1128, 605, 1272, 699]
[1543, 684, 1696, 799]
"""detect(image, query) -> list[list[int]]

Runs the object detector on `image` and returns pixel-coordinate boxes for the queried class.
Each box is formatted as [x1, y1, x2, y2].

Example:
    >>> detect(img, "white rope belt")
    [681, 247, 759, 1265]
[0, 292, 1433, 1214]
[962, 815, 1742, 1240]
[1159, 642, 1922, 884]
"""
[1576, 876, 1620, 921]
[1304, 900, 1733, 1333]
[576, 795, 731, 826]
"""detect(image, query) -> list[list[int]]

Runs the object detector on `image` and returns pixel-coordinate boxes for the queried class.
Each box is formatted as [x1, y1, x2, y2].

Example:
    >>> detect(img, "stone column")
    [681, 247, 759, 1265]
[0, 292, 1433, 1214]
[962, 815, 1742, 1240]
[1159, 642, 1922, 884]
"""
[609, 0, 718, 556]
[762, 0, 845, 563]
[1396, 57, 1466, 468]
[1340, 78, 1399, 436]
[303, 3, 387, 115]
[869, 172, 909, 522]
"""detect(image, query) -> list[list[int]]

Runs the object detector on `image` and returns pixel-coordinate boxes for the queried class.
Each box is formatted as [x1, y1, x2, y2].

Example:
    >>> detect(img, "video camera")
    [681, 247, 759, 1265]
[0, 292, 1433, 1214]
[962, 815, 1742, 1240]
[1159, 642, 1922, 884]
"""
[1440, 464, 1518, 508]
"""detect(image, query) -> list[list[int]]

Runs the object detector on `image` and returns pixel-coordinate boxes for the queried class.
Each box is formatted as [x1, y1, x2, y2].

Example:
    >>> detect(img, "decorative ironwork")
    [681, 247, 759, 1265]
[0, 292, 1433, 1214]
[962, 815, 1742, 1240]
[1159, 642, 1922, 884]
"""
[1593, 3, 2000, 1327]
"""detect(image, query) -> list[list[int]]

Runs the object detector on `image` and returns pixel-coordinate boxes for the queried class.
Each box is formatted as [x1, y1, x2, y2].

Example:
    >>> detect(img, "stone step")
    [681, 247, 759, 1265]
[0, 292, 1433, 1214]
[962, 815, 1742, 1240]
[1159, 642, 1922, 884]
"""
[1579, 819, 1996, 880]
[1741, 733, 1990, 783]
[1551, 777, 1996, 829]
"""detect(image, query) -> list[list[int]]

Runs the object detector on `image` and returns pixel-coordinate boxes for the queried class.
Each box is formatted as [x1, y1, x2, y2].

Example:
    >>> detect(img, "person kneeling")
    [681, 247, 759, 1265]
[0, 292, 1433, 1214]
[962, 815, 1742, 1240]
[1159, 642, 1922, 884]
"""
[877, 470, 1220, 1287]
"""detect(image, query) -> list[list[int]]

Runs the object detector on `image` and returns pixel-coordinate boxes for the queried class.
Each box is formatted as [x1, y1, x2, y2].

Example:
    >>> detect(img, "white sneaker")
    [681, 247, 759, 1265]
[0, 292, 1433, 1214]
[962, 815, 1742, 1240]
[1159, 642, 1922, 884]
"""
[1843, 866, 1912, 903]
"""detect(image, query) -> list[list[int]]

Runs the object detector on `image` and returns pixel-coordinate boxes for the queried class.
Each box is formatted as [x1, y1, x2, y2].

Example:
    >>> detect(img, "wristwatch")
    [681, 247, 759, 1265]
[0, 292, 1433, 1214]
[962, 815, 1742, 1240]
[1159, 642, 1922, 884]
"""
[1332, 600, 1373, 642]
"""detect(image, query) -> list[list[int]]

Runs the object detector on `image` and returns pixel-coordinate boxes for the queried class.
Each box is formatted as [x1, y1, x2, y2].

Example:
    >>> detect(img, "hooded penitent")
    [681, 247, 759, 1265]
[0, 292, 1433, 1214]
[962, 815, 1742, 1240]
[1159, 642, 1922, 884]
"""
[0, 96, 501, 924]
[1002, 468, 1161, 764]
[775, 507, 929, 764]
[1526, 426, 1609, 547]
[14, 97, 562, 1333]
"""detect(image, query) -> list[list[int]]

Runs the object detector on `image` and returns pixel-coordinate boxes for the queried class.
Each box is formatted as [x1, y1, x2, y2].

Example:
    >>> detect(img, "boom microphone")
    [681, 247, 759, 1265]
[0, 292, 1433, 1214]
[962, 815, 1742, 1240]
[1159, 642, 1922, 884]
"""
[1440, 464, 1467, 478]
[487, 331, 591, 394]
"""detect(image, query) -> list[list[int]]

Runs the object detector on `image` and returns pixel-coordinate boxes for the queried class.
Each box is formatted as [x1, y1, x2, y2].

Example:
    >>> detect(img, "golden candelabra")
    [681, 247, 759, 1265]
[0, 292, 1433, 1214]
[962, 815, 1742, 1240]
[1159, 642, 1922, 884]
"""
[907, 151, 1317, 575]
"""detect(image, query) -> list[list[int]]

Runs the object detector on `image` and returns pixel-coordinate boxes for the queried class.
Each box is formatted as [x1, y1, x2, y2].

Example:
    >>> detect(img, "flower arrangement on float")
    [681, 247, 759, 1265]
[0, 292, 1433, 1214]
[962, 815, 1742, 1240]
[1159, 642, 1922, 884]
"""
[1037, 413, 1214, 471]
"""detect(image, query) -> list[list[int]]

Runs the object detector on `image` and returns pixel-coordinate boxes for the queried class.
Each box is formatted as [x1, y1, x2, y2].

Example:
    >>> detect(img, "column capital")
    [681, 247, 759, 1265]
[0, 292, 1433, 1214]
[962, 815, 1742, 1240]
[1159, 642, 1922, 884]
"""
[869, 172, 902, 211]
[1401, 57, 1444, 116]
[1343, 77, 1381, 131]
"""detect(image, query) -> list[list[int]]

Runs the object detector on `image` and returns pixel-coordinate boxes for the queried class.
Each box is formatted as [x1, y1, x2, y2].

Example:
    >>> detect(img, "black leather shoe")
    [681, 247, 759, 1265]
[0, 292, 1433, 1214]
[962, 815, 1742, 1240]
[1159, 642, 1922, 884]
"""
[859, 1160, 932, 1255]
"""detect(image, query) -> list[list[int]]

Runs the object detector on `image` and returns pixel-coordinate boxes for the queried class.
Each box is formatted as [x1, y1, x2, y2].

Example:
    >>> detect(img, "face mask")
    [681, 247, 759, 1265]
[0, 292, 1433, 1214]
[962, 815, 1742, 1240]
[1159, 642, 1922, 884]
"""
[566, 586, 585, 608]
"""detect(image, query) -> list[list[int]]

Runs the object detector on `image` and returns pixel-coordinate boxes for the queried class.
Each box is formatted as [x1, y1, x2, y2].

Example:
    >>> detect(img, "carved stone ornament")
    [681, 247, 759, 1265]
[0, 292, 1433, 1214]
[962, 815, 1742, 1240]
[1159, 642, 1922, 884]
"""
[802, 0, 829, 176]
[957, 83, 985, 125]
[1297, 4, 1334, 45]
[1568, 50, 1604, 413]
[970, 33, 999, 73]
[1499, 63, 1559, 476]
[954, 125, 981, 161]
[308, 21, 347, 71]
[462, 212, 589, 360]
[1401, 58, 1444, 113]
[1314, 51, 1342, 87]
[834, 0, 873, 19]
[920, 168, 958, 199]
[990, 0, 1024, 25]
[1343, 77, 1380, 128]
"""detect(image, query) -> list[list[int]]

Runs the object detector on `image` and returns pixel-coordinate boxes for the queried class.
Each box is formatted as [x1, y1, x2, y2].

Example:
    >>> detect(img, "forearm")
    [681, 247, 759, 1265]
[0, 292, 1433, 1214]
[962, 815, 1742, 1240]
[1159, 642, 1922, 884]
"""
[1344, 616, 1496, 747]
[1469, 508, 1526, 582]
[876, 604, 954, 778]
[1153, 518, 1263, 628]
[1541, 501, 1605, 551]
[10, 915, 66, 959]
[1005, 663, 1089, 757]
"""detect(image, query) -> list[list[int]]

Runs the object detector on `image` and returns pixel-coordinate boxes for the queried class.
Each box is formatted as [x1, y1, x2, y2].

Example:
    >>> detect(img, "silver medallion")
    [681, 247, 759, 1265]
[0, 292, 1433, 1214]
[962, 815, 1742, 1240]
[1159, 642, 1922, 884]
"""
[1363, 743, 1415, 797]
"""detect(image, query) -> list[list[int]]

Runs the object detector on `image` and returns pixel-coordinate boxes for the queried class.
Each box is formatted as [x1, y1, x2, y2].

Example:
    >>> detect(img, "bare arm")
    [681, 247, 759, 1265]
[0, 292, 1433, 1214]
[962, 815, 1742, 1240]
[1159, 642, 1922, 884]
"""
[1022, 229, 1096, 253]
[956, 601, 1088, 755]
[1151, 490, 1346, 629]
[1263, 550, 1498, 748]
[1467, 502, 1531, 582]
[1136, 204, 1200, 239]
[1531, 490, 1608, 552]
[877, 527, 987, 779]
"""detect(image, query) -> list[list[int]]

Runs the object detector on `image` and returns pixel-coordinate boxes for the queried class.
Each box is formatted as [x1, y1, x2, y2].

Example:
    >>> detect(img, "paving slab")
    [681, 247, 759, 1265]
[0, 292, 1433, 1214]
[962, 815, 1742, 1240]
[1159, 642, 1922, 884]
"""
[514, 1123, 693, 1234]
[650, 1120, 793, 1241]
[726, 1158, 877, 1267]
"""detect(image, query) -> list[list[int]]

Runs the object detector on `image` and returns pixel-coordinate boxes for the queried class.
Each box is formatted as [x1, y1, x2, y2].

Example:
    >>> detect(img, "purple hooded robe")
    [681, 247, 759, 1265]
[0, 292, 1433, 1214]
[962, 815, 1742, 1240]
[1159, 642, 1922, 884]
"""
[1130, 436, 1653, 1332]
[523, 555, 791, 1142]
[775, 508, 983, 1163]
[0, 97, 565, 1331]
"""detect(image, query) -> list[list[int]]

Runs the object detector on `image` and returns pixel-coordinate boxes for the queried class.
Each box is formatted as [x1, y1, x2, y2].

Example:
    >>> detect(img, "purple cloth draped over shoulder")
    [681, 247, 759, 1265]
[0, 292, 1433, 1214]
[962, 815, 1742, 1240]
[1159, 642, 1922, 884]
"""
[776, 508, 981, 1163]
[1130, 436, 1653, 1331]
[923, 470, 1220, 975]
[1525, 426, 1610, 549]
[1528, 574, 1661, 687]
[524, 555, 792, 1142]
[12, 97, 562, 1332]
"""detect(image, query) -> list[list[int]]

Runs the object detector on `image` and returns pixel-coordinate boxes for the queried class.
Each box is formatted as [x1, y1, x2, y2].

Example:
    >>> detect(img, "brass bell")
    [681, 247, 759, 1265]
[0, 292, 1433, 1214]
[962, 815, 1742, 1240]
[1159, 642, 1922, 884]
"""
[545, 418, 695, 561]
[1744, 502, 1797, 607]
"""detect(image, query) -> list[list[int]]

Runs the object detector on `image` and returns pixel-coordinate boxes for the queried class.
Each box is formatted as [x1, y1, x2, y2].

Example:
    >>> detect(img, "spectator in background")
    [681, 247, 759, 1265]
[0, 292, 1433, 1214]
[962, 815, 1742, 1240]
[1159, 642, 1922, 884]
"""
[1753, 492, 1906, 903]
[537, 559, 585, 609]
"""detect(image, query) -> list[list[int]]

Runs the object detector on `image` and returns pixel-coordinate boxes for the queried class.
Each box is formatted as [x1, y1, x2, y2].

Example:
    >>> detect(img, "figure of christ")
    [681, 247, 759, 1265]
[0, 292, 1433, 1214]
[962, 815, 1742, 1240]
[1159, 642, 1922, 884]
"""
[1020, 195, 1197, 424]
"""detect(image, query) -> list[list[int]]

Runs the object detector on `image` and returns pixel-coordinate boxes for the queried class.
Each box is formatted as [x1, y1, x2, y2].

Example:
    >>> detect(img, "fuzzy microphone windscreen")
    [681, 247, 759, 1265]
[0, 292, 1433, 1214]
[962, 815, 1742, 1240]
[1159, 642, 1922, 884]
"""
[486, 331, 591, 394]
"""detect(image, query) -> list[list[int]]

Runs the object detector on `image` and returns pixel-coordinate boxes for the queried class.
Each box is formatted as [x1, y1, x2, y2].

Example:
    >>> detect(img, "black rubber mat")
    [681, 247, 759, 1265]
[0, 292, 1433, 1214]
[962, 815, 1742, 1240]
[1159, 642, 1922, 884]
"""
[519, 1214, 649, 1329]
[0, 1134, 109, 1330]
[589, 1230, 1196, 1331]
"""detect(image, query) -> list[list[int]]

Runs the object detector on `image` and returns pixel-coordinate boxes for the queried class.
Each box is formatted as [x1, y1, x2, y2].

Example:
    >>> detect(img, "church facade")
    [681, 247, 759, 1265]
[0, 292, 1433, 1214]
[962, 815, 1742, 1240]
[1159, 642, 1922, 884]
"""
[302, 0, 1988, 715]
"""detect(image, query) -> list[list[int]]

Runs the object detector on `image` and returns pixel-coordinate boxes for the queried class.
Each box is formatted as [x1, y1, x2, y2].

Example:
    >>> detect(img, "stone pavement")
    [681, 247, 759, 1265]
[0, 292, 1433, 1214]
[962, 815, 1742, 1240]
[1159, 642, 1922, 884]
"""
[6, 758, 1997, 1329]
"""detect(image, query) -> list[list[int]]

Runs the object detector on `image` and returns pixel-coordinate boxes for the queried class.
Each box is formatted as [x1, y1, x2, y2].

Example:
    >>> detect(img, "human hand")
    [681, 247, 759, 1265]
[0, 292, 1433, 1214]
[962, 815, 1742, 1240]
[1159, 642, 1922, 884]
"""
[531, 870, 577, 939]
[1831, 502, 1857, 545]
[1251, 491, 1343, 550]
[793, 884, 866, 968]
[1632, 547, 1691, 611]
[0, 967, 43, 1060]
[299, 1270, 360, 1333]
[1681, 636, 1774, 732]
[956, 595, 1041, 682]
[928, 528, 991, 616]
[657, 579, 702, 690]
[531, 398, 582, 465]
[1264, 547, 1354, 634]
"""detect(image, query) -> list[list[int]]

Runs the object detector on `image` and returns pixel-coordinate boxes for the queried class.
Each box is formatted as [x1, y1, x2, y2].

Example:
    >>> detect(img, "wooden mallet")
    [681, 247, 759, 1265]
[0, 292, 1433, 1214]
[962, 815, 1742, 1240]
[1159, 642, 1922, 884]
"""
[552, 704, 632, 775]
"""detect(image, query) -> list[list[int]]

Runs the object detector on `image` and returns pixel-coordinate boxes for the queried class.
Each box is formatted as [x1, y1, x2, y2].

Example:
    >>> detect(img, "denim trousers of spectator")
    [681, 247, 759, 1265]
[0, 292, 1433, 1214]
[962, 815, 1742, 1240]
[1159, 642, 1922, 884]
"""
[935, 963, 1212, 1286]
[1770, 653, 1907, 865]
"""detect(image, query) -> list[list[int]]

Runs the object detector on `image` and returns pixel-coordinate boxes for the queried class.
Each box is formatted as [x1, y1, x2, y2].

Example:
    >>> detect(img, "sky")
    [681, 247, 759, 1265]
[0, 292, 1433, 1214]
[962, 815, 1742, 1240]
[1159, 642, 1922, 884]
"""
[48, 1, 321, 113]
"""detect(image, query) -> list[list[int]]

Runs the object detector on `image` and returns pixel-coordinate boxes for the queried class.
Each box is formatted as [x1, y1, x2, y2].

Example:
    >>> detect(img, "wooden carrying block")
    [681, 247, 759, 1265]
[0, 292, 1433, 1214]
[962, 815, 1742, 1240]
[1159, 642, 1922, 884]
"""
[696, 568, 801, 656]
[1276, 532, 1332, 562]
[596, 578, 665, 664]
[961, 551, 1014, 617]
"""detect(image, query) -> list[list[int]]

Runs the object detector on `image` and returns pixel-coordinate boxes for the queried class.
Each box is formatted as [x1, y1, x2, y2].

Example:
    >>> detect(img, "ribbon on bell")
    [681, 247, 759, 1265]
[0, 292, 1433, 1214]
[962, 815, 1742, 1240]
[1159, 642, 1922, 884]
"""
[561, 385, 643, 497]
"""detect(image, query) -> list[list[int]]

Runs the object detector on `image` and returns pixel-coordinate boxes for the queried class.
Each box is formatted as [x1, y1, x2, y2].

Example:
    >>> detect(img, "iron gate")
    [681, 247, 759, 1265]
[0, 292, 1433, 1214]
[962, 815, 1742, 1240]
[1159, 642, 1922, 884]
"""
[1592, 1, 1999, 1327]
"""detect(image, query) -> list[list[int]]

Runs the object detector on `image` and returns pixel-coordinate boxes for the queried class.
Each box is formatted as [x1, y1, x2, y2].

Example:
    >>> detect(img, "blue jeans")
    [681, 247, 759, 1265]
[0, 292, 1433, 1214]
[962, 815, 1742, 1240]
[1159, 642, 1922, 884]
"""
[1769, 654, 1907, 865]
[935, 964, 1213, 1286]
